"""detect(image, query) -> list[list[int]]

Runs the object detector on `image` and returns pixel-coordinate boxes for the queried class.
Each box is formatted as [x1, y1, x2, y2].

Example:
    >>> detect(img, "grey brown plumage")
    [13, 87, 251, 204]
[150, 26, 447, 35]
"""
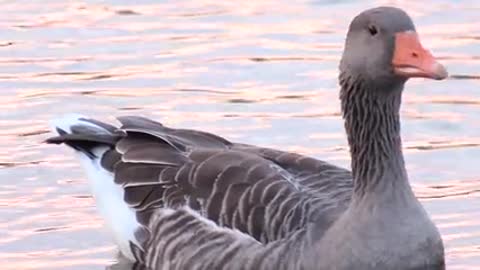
[47, 6, 448, 270]
[47, 115, 352, 269]
[47, 115, 352, 236]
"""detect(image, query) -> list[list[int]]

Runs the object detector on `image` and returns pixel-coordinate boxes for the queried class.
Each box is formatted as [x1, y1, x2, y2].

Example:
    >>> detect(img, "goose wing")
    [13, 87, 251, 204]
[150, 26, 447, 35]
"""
[49, 115, 353, 267]
[106, 116, 352, 242]
[232, 144, 353, 198]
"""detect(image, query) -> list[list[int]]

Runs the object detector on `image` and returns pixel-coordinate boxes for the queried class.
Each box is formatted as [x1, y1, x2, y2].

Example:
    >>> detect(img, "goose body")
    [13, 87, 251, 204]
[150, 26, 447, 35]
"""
[47, 7, 448, 270]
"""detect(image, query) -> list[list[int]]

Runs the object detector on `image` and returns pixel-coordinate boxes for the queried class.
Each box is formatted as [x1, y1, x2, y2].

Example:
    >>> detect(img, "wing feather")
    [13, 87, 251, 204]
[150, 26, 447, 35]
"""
[84, 116, 353, 259]
[48, 115, 354, 269]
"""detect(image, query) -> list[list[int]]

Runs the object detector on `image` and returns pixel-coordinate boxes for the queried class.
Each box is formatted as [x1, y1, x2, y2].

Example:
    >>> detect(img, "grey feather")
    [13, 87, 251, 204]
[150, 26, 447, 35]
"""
[46, 7, 448, 270]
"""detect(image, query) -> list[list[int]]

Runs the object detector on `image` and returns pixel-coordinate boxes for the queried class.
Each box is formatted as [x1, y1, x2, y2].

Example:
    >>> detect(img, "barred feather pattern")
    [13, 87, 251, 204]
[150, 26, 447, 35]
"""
[47, 115, 354, 269]
[135, 207, 306, 270]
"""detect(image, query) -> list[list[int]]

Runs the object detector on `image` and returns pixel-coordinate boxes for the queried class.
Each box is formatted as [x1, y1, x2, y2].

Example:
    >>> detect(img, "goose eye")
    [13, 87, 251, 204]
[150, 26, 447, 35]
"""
[368, 25, 378, 36]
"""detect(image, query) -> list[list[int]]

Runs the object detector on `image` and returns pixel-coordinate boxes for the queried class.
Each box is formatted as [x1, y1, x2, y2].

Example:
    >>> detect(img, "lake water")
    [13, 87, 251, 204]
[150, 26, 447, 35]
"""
[0, 0, 479, 269]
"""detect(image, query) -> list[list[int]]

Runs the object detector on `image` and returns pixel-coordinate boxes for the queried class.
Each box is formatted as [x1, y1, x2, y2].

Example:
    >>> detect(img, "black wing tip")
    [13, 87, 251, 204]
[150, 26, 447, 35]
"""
[44, 127, 69, 144]
[46, 136, 98, 159]
[43, 127, 67, 144]
[44, 136, 64, 144]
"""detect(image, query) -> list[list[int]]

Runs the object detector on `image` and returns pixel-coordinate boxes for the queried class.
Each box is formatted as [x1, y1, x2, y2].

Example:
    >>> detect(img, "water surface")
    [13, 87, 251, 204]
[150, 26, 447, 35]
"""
[0, 0, 479, 269]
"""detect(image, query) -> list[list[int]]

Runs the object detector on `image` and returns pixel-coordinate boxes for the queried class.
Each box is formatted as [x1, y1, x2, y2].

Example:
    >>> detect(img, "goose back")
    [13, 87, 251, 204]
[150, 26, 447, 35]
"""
[109, 116, 353, 242]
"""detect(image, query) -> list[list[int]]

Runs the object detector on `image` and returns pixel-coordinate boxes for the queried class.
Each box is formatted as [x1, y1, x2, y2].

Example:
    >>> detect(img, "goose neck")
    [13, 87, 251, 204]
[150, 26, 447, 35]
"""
[339, 72, 412, 200]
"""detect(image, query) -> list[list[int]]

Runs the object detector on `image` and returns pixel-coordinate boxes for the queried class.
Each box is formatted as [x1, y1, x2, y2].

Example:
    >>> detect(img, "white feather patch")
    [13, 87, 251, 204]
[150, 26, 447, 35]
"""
[77, 147, 140, 261]
[51, 114, 140, 261]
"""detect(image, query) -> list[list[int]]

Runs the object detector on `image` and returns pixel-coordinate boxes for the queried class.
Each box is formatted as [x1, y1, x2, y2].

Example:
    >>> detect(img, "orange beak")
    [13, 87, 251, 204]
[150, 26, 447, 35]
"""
[392, 31, 448, 80]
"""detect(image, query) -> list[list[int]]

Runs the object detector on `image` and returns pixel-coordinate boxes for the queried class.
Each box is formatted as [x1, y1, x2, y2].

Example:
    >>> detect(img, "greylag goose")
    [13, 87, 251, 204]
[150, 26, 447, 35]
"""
[47, 6, 448, 270]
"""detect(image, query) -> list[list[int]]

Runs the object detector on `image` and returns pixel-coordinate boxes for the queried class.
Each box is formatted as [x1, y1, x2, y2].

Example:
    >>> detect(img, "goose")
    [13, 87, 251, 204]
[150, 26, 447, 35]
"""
[46, 6, 448, 270]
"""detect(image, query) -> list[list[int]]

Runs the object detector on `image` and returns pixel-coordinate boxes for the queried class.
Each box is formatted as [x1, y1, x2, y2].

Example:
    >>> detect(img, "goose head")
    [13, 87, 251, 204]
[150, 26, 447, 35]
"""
[340, 6, 448, 89]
